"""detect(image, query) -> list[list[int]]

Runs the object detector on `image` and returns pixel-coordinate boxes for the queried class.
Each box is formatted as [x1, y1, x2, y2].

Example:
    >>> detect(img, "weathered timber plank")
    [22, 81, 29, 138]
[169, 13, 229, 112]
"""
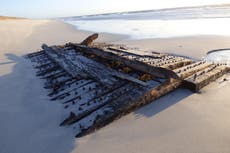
[42, 44, 89, 79]
[106, 48, 190, 70]
[57, 47, 148, 86]
[149, 56, 182, 66]
[174, 62, 212, 79]
[144, 56, 174, 64]
[161, 59, 193, 70]
[44, 44, 148, 86]
[69, 44, 179, 79]
[107, 47, 164, 58]
[184, 65, 230, 92]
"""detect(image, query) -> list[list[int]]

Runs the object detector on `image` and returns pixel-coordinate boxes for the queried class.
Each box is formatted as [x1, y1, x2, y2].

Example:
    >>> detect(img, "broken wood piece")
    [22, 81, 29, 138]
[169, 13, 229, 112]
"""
[80, 33, 99, 46]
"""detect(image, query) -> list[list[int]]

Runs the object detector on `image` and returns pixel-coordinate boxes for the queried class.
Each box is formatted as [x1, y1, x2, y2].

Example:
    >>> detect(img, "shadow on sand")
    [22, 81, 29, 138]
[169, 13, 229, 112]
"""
[134, 88, 193, 119]
[0, 53, 76, 153]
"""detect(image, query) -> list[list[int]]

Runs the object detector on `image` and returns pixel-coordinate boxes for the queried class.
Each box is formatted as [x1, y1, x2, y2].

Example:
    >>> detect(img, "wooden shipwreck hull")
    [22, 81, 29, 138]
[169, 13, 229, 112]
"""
[27, 35, 229, 137]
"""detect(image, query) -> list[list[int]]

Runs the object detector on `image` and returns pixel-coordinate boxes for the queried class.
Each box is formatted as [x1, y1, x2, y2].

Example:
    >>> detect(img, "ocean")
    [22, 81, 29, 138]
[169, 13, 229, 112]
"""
[63, 4, 230, 39]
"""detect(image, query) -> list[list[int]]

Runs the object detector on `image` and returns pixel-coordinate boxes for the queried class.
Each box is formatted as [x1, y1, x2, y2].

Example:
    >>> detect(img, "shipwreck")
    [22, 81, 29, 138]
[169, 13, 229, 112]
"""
[27, 34, 230, 137]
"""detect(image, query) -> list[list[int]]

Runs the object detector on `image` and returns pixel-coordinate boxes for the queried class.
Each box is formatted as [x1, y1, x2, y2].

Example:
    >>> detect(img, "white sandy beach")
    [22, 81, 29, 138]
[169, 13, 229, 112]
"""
[1, 19, 230, 153]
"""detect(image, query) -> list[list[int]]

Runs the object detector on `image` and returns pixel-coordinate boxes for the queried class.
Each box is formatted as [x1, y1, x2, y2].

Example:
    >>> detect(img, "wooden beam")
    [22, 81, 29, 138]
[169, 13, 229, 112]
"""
[107, 47, 163, 59]
[42, 44, 148, 86]
[184, 65, 230, 92]
[69, 43, 179, 79]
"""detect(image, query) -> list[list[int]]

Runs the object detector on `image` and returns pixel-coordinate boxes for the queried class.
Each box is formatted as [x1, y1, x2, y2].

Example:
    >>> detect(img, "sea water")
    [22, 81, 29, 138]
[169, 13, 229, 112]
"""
[206, 49, 230, 65]
[63, 5, 230, 39]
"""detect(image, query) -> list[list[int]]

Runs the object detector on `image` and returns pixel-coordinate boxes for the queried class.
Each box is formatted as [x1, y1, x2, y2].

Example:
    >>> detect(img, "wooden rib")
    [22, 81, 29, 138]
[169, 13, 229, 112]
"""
[60, 82, 101, 104]
[48, 79, 81, 96]
[51, 80, 95, 101]
[41, 70, 67, 79]
[36, 66, 61, 76]
[27, 50, 45, 58]
[60, 83, 133, 126]
[161, 59, 192, 70]
[34, 62, 55, 69]
[174, 62, 212, 79]
[75, 78, 182, 137]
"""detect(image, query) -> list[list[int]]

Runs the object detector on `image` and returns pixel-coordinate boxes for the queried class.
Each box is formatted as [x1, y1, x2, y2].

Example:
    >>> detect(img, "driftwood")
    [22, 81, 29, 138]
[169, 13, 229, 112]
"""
[80, 33, 99, 46]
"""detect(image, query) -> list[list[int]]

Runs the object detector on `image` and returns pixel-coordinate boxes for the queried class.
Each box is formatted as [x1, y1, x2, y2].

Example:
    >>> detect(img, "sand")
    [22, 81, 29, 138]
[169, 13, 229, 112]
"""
[120, 35, 230, 59]
[1, 19, 230, 153]
[0, 19, 125, 57]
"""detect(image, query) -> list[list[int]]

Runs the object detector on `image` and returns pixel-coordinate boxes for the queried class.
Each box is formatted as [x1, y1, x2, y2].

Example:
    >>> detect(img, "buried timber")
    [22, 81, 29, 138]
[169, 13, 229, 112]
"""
[27, 34, 230, 137]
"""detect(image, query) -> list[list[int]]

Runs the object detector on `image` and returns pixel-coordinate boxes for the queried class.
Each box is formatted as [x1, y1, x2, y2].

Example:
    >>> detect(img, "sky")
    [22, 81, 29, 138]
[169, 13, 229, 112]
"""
[0, 0, 230, 18]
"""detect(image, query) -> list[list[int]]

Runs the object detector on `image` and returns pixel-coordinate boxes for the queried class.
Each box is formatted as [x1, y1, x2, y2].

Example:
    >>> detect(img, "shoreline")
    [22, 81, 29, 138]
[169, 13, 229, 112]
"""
[2, 18, 230, 60]
[62, 20, 230, 59]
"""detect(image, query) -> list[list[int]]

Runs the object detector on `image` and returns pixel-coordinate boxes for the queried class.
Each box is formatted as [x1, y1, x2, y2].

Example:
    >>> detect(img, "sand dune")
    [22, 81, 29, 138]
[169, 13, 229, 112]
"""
[0, 19, 230, 153]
